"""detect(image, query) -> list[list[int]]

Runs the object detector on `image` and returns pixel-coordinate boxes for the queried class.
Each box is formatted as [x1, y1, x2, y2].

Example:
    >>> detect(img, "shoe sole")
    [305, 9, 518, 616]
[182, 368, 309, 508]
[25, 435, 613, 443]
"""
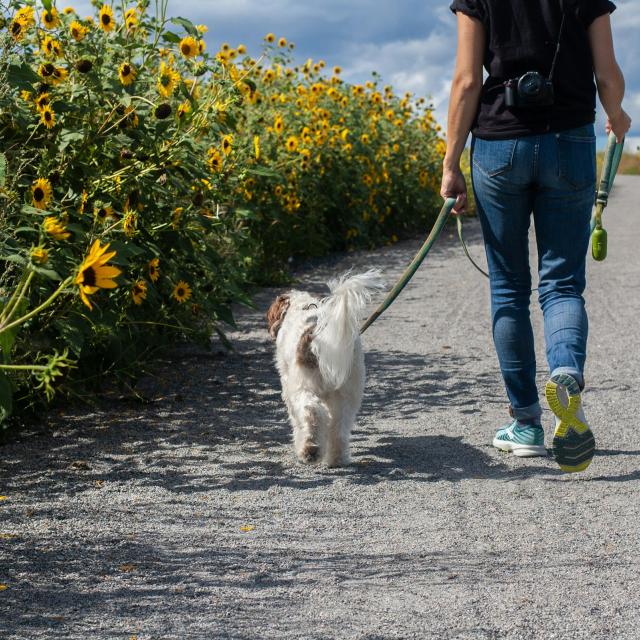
[545, 373, 595, 473]
[492, 438, 547, 457]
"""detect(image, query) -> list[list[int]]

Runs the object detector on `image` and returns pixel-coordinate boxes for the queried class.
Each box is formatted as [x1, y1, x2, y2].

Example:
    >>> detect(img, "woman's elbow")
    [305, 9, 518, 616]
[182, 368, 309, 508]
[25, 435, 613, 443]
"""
[452, 73, 483, 93]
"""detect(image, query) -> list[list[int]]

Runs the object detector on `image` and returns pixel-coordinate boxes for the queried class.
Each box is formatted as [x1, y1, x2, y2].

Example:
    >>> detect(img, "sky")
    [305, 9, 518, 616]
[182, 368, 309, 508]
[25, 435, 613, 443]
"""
[71, 0, 639, 150]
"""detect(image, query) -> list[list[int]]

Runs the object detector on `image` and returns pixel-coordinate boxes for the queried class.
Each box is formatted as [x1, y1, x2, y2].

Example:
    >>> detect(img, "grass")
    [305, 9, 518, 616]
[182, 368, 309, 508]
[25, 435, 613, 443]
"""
[597, 150, 640, 178]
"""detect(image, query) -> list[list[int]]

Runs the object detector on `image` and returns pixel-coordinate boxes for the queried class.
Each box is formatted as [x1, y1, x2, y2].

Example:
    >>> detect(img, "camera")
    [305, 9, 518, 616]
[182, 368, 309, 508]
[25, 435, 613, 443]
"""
[504, 71, 555, 108]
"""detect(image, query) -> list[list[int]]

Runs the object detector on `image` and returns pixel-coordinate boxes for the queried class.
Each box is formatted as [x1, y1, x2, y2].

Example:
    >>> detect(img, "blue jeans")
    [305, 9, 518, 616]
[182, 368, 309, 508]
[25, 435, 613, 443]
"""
[470, 123, 596, 422]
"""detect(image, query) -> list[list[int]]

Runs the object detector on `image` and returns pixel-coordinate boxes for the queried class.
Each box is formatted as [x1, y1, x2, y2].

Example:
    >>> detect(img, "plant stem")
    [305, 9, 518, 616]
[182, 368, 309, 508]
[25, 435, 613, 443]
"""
[0, 363, 47, 371]
[0, 269, 32, 324]
[0, 277, 73, 335]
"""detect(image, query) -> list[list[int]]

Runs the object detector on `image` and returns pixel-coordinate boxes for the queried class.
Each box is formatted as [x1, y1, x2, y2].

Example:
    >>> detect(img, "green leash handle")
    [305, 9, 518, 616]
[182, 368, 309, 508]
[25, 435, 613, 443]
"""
[591, 131, 625, 261]
[360, 197, 456, 334]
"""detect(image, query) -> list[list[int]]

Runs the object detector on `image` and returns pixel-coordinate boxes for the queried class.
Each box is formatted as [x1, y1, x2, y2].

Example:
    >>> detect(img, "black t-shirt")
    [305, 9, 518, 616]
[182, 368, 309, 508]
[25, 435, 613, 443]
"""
[449, 0, 616, 139]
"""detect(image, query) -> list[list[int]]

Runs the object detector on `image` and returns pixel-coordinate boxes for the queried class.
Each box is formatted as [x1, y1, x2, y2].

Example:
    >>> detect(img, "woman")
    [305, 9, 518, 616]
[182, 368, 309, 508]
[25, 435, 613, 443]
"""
[441, 0, 631, 472]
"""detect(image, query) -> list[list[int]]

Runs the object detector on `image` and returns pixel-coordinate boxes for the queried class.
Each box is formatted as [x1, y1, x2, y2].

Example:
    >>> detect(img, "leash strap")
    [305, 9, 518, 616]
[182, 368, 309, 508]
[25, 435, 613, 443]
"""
[360, 197, 456, 334]
[591, 131, 625, 233]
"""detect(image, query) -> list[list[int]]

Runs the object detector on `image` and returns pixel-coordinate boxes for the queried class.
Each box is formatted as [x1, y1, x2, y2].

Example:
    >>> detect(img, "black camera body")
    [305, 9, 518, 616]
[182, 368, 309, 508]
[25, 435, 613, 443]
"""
[504, 71, 555, 108]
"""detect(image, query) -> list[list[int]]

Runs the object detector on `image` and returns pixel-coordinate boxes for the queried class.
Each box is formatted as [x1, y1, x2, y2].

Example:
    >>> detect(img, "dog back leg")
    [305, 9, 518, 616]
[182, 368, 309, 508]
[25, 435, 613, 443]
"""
[290, 390, 329, 464]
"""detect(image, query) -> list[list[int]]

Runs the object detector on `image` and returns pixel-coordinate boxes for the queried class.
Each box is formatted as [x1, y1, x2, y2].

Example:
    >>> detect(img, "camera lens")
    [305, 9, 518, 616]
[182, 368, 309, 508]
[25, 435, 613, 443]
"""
[519, 72, 542, 97]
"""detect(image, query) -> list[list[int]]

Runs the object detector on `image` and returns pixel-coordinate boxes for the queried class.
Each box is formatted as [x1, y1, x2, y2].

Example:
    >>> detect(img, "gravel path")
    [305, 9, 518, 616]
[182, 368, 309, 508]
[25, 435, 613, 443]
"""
[1, 176, 639, 640]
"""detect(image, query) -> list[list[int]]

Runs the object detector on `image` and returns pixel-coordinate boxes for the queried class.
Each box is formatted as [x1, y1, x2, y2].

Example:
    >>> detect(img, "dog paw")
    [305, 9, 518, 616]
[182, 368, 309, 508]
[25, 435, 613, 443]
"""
[299, 442, 320, 463]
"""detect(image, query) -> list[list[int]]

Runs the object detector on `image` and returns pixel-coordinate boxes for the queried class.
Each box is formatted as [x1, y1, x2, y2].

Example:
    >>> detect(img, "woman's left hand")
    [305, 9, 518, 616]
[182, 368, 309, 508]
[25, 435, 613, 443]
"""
[440, 165, 468, 215]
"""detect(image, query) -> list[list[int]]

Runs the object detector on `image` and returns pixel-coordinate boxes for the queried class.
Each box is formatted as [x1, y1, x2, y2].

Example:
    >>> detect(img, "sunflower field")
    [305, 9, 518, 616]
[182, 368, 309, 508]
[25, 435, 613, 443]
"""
[0, 0, 448, 425]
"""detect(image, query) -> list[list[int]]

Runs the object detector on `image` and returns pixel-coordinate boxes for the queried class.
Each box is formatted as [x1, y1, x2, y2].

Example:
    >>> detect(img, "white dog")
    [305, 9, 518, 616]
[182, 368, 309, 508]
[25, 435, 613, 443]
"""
[266, 270, 385, 467]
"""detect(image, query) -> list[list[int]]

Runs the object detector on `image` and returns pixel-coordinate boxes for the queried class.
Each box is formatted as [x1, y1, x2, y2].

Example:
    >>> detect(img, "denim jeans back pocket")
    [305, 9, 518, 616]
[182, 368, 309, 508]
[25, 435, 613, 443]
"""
[556, 127, 596, 190]
[472, 137, 517, 178]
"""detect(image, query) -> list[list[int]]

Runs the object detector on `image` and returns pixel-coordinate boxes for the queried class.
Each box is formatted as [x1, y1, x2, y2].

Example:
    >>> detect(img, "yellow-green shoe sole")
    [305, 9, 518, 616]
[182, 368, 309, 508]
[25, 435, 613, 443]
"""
[545, 374, 595, 473]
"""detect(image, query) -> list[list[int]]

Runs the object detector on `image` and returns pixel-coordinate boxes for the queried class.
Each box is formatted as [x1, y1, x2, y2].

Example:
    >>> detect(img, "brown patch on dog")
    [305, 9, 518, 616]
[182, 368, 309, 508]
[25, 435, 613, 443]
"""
[296, 325, 318, 368]
[300, 440, 320, 463]
[266, 294, 290, 339]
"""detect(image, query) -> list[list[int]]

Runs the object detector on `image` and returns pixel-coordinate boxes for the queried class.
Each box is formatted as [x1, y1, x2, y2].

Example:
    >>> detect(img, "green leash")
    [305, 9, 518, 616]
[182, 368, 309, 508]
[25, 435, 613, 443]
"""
[591, 131, 625, 260]
[360, 131, 625, 334]
[360, 197, 456, 334]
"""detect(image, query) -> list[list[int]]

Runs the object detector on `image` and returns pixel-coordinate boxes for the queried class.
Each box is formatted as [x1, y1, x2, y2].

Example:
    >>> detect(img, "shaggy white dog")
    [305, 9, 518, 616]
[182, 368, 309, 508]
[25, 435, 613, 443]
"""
[266, 270, 385, 467]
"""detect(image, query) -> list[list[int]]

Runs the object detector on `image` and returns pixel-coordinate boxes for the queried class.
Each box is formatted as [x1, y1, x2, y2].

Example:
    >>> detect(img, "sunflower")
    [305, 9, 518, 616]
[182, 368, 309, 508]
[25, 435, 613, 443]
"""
[171, 207, 183, 229]
[148, 258, 160, 282]
[98, 4, 115, 32]
[131, 280, 147, 305]
[123, 210, 137, 237]
[176, 101, 191, 119]
[35, 92, 51, 112]
[196, 24, 208, 34]
[118, 62, 136, 86]
[75, 240, 122, 310]
[286, 136, 299, 153]
[179, 36, 198, 58]
[237, 44, 246, 54]
[69, 20, 88, 41]
[221, 134, 233, 156]
[40, 105, 55, 129]
[157, 61, 180, 97]
[63, 7, 76, 15]
[31, 246, 49, 264]
[254, 135, 260, 160]
[207, 148, 223, 173]
[94, 204, 115, 223]
[274, 115, 284, 136]
[198, 39, 206, 54]
[172, 281, 192, 303]
[41, 7, 61, 29]
[10, 19, 26, 42]
[278, 37, 287, 47]
[264, 33, 275, 43]
[32, 178, 53, 209]
[41, 35, 63, 58]
[38, 63, 68, 86]
[44, 217, 70, 241]
[79, 190, 88, 214]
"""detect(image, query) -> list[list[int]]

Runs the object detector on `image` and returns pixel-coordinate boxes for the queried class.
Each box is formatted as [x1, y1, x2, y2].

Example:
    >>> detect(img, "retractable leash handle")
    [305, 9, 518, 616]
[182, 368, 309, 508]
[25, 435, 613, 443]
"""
[591, 131, 625, 261]
[360, 197, 456, 334]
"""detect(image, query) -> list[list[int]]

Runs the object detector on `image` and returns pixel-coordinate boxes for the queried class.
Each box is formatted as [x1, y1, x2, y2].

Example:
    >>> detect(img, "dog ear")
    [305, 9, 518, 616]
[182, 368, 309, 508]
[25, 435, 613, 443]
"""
[266, 294, 290, 339]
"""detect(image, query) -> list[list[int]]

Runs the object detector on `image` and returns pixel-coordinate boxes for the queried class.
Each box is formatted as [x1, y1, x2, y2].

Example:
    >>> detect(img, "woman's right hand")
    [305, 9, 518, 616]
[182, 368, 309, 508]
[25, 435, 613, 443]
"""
[606, 108, 631, 143]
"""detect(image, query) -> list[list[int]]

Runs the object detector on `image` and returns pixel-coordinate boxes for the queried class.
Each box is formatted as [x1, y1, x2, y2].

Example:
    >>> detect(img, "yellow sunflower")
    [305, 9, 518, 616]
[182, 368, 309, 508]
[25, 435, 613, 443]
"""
[157, 61, 180, 97]
[274, 115, 284, 136]
[40, 105, 55, 129]
[131, 280, 147, 305]
[118, 62, 136, 86]
[221, 134, 233, 156]
[278, 37, 287, 47]
[208, 148, 223, 173]
[35, 92, 51, 112]
[94, 204, 115, 223]
[31, 246, 49, 264]
[286, 136, 299, 153]
[237, 44, 246, 54]
[38, 63, 68, 86]
[41, 7, 61, 29]
[176, 101, 191, 119]
[43, 217, 70, 241]
[264, 33, 275, 43]
[179, 36, 198, 58]
[31, 178, 53, 209]
[148, 258, 160, 283]
[123, 210, 137, 237]
[10, 19, 27, 42]
[172, 281, 192, 303]
[254, 135, 260, 160]
[41, 35, 63, 58]
[98, 4, 115, 32]
[75, 240, 122, 310]
[69, 20, 88, 41]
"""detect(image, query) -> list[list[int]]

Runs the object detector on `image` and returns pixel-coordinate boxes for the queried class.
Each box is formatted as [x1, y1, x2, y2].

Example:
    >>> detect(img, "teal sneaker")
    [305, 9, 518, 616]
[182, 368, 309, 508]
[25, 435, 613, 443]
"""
[492, 420, 547, 457]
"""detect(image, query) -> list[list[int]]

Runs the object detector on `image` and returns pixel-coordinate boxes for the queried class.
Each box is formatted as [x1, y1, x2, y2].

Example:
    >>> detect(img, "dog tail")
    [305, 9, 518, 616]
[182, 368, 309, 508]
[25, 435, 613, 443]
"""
[311, 269, 385, 389]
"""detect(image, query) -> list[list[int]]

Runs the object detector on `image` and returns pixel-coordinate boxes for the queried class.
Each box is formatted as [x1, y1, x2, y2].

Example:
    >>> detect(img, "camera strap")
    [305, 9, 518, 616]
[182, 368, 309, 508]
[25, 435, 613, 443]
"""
[548, 0, 566, 82]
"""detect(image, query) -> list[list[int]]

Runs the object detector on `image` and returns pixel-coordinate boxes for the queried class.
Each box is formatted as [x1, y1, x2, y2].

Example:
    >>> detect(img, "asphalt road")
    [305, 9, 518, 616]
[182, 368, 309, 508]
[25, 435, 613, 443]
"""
[1, 176, 639, 640]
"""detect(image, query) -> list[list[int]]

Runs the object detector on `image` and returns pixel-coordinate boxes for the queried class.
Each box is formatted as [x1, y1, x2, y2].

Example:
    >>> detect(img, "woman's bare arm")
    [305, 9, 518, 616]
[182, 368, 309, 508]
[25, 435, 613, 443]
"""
[443, 13, 485, 170]
[588, 13, 631, 141]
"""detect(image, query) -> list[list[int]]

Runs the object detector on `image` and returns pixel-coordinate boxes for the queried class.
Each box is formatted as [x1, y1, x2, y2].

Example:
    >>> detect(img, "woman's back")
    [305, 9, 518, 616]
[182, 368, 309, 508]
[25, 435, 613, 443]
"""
[450, 0, 617, 139]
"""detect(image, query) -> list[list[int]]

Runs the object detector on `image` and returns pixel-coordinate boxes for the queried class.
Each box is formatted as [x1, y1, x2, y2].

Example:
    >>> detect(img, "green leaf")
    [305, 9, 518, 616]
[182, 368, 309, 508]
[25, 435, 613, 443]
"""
[7, 63, 41, 90]
[106, 240, 145, 266]
[170, 17, 198, 37]
[213, 326, 234, 351]
[0, 254, 27, 266]
[21, 204, 53, 217]
[0, 153, 6, 189]
[41, 0, 53, 12]
[0, 372, 12, 425]
[161, 31, 181, 44]
[58, 130, 84, 152]
[245, 165, 280, 178]
[30, 265, 62, 281]
[54, 315, 86, 356]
